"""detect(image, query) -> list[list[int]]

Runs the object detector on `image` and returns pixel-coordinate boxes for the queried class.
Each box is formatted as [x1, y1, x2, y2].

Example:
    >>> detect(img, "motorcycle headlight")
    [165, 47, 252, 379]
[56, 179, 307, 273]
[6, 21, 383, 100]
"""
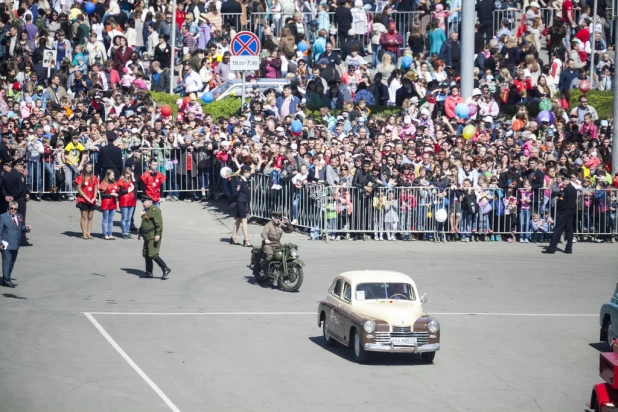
[428, 320, 440, 333]
[363, 320, 375, 333]
[290, 249, 298, 258]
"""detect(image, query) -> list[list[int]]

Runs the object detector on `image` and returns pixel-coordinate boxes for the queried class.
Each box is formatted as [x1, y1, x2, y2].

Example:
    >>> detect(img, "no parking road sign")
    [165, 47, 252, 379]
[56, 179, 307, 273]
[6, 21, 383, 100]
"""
[230, 31, 261, 71]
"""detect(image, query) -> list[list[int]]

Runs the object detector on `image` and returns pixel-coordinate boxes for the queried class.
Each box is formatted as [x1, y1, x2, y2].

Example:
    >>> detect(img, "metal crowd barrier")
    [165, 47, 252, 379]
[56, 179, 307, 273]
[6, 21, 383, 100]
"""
[244, 10, 425, 52]
[248, 175, 618, 243]
[492, 7, 584, 37]
[24, 148, 227, 200]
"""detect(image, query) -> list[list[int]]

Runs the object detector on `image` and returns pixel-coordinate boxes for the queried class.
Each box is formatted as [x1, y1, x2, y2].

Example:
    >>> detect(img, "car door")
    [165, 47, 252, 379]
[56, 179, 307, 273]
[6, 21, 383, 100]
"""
[337, 281, 354, 345]
[326, 279, 344, 342]
[611, 283, 618, 340]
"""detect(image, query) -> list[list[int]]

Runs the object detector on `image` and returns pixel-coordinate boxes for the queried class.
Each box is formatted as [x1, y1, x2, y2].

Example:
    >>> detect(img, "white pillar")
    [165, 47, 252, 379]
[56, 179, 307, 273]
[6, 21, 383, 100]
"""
[460, 0, 475, 99]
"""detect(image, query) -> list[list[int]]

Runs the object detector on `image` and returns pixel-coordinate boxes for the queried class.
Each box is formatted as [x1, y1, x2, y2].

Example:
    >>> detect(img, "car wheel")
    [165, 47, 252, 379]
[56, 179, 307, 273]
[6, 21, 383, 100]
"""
[421, 352, 436, 364]
[608, 321, 613, 347]
[351, 330, 368, 364]
[323, 317, 336, 347]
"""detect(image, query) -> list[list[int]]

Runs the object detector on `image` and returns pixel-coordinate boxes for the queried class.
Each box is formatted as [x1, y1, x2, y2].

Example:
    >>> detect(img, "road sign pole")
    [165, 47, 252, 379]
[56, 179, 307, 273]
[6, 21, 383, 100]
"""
[169, 0, 177, 95]
[612, 16, 618, 175]
[242, 71, 246, 107]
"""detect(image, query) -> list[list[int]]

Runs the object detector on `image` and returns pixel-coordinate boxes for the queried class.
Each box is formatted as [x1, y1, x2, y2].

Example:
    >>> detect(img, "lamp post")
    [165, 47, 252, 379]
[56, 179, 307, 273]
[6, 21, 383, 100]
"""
[169, 1, 177, 95]
[460, 1, 475, 99]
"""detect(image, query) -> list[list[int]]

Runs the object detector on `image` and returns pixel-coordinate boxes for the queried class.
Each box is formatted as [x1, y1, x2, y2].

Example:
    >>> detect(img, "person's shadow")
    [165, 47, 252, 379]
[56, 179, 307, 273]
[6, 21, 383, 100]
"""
[3, 293, 27, 299]
[120, 268, 144, 277]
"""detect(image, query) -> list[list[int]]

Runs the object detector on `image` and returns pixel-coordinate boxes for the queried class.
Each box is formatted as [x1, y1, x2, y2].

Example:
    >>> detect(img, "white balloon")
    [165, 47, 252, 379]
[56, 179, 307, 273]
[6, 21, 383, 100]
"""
[435, 209, 448, 223]
[220, 167, 232, 179]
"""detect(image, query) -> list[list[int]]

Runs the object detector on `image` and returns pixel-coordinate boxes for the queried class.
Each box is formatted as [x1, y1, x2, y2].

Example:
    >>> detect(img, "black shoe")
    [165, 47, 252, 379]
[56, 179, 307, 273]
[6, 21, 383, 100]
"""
[140, 272, 153, 278]
[20, 241, 33, 247]
[2, 280, 16, 288]
[541, 250, 556, 254]
[564, 250, 572, 254]
[161, 267, 171, 280]
[130, 226, 138, 232]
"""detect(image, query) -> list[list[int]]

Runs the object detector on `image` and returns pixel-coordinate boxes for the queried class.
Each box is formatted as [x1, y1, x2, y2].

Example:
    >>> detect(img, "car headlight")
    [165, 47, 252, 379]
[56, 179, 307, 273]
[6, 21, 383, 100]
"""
[428, 320, 440, 333]
[363, 320, 375, 333]
[290, 249, 298, 258]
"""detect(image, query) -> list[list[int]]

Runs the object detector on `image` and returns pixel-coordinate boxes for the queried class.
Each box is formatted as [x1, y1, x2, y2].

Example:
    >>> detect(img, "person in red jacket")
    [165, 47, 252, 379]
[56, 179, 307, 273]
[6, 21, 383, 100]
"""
[99, 170, 119, 240]
[444, 85, 464, 121]
[75, 163, 99, 240]
[140, 159, 166, 206]
[117, 167, 136, 239]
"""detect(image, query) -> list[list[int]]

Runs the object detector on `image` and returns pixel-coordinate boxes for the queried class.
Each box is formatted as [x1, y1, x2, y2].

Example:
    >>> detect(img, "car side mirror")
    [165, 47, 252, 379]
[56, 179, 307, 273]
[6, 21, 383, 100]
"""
[420, 293, 427, 304]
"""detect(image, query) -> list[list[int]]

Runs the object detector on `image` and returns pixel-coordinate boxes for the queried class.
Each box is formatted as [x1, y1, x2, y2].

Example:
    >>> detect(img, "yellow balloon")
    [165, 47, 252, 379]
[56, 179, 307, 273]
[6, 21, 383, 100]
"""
[462, 125, 476, 140]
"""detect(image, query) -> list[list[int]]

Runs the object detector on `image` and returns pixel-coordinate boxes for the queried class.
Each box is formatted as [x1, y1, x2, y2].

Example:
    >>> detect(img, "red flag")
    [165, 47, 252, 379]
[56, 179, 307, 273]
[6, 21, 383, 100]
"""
[516, 14, 527, 37]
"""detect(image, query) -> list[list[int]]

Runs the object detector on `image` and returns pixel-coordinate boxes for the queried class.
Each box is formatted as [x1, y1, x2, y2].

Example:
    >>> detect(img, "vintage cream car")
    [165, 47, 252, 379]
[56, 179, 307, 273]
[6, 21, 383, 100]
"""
[317, 270, 440, 363]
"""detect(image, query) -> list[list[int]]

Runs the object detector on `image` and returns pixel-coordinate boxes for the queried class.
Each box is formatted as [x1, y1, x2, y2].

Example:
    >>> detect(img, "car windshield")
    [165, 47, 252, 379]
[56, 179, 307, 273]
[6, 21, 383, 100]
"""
[355, 283, 415, 301]
[210, 81, 234, 95]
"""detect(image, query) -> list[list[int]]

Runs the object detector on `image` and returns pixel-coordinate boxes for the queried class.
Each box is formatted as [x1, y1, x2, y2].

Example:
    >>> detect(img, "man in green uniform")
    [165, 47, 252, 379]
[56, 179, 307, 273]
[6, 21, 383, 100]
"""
[138, 195, 171, 279]
[261, 211, 293, 285]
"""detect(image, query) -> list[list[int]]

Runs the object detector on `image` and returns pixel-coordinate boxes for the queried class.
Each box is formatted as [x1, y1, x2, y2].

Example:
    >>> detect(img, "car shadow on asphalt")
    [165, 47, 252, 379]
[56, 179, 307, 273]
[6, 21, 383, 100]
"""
[308, 336, 433, 366]
[589, 342, 611, 352]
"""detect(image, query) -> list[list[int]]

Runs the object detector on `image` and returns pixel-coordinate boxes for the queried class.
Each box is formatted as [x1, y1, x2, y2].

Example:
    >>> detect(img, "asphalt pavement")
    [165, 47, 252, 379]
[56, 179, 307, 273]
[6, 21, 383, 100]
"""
[0, 200, 615, 412]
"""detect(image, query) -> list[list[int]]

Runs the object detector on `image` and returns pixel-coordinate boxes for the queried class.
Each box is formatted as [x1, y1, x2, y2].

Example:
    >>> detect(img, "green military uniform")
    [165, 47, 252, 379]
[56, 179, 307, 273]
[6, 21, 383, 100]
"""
[140, 205, 163, 258]
[139, 196, 171, 279]
[261, 213, 293, 284]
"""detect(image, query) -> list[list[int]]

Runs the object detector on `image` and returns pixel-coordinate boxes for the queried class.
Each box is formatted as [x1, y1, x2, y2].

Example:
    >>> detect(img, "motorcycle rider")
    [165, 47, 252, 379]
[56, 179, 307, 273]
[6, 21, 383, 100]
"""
[261, 210, 293, 285]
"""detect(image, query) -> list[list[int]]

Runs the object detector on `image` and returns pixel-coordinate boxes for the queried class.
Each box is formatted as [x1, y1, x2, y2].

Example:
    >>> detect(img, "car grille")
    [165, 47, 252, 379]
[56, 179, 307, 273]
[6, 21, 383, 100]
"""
[392, 326, 412, 333]
[374, 330, 429, 345]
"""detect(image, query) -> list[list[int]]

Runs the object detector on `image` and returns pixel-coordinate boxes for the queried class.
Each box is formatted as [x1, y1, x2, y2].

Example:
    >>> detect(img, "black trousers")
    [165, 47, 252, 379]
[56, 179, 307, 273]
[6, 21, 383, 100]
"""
[547, 209, 575, 252]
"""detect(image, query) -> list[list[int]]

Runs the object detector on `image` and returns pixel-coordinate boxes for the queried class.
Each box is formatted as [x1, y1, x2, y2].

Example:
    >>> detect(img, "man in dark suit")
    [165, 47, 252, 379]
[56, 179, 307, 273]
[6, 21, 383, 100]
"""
[0, 201, 31, 287]
[543, 173, 578, 254]
[95, 133, 123, 180]
[1, 159, 31, 247]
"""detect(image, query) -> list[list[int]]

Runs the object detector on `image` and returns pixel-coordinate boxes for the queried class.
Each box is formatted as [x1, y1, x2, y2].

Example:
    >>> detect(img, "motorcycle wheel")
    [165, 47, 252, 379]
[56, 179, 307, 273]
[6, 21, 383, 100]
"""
[252, 261, 268, 283]
[279, 264, 303, 292]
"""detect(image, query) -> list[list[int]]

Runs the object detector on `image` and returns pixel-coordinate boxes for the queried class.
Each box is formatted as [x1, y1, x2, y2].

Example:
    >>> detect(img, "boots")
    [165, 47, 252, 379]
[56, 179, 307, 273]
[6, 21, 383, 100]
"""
[141, 257, 154, 278]
[153, 257, 171, 279]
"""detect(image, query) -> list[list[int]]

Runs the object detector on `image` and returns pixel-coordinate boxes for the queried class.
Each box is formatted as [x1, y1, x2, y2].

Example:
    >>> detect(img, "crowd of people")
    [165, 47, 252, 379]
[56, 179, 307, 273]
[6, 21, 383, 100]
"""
[0, 0, 615, 243]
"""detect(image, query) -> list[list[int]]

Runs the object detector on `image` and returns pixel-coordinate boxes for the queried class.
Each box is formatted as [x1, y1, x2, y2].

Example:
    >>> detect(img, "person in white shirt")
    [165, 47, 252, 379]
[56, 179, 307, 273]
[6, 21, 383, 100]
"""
[86, 32, 107, 66]
[182, 64, 204, 94]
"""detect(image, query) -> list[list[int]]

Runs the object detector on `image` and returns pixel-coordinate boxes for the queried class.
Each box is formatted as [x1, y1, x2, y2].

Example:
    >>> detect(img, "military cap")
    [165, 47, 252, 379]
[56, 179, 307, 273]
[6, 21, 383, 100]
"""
[141, 195, 153, 202]
[271, 211, 282, 218]
[12, 158, 25, 167]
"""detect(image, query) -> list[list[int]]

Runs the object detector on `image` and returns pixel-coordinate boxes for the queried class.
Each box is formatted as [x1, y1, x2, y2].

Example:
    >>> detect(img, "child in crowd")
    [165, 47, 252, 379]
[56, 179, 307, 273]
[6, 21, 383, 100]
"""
[531, 213, 548, 243]
[461, 178, 477, 242]
[518, 179, 533, 242]
[270, 145, 286, 190]
[476, 177, 492, 239]
[384, 190, 399, 241]
[373, 190, 386, 240]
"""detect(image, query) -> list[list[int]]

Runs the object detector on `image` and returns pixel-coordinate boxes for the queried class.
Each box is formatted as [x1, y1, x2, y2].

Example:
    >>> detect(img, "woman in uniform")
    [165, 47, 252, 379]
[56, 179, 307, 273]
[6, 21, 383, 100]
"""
[99, 170, 119, 240]
[75, 163, 98, 239]
[117, 167, 136, 239]
[230, 165, 253, 247]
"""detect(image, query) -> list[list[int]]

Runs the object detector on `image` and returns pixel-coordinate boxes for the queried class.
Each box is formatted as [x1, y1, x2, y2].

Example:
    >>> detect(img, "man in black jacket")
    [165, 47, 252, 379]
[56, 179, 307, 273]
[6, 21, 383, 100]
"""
[334, 1, 353, 42]
[543, 173, 578, 254]
[476, 0, 495, 43]
[150, 62, 170, 92]
[395, 78, 418, 107]
[352, 159, 375, 239]
[524, 157, 545, 213]
[95, 132, 123, 180]
[2, 159, 31, 246]
[340, 31, 364, 61]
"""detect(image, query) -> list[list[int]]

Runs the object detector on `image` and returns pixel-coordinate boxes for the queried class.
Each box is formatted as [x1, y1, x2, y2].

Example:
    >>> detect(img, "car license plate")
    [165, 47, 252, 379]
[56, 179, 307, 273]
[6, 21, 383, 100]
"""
[391, 337, 417, 346]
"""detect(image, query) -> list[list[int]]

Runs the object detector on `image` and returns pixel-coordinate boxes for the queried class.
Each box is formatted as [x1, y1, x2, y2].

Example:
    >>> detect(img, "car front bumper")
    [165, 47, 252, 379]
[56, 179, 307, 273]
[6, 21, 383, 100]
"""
[364, 342, 440, 353]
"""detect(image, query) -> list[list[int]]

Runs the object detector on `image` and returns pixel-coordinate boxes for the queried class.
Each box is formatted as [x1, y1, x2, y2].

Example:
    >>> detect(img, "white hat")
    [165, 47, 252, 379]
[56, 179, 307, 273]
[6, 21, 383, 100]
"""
[420, 109, 430, 116]
[348, 28, 356, 37]
[523, 69, 532, 78]
[403, 116, 412, 125]
[410, 96, 419, 104]
[483, 116, 493, 123]
[530, 1, 540, 7]
[472, 88, 482, 96]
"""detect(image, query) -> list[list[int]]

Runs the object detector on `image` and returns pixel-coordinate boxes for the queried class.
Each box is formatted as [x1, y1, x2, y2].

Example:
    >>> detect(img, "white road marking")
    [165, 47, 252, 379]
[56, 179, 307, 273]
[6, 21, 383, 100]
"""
[83, 312, 181, 412]
[85, 311, 597, 317]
